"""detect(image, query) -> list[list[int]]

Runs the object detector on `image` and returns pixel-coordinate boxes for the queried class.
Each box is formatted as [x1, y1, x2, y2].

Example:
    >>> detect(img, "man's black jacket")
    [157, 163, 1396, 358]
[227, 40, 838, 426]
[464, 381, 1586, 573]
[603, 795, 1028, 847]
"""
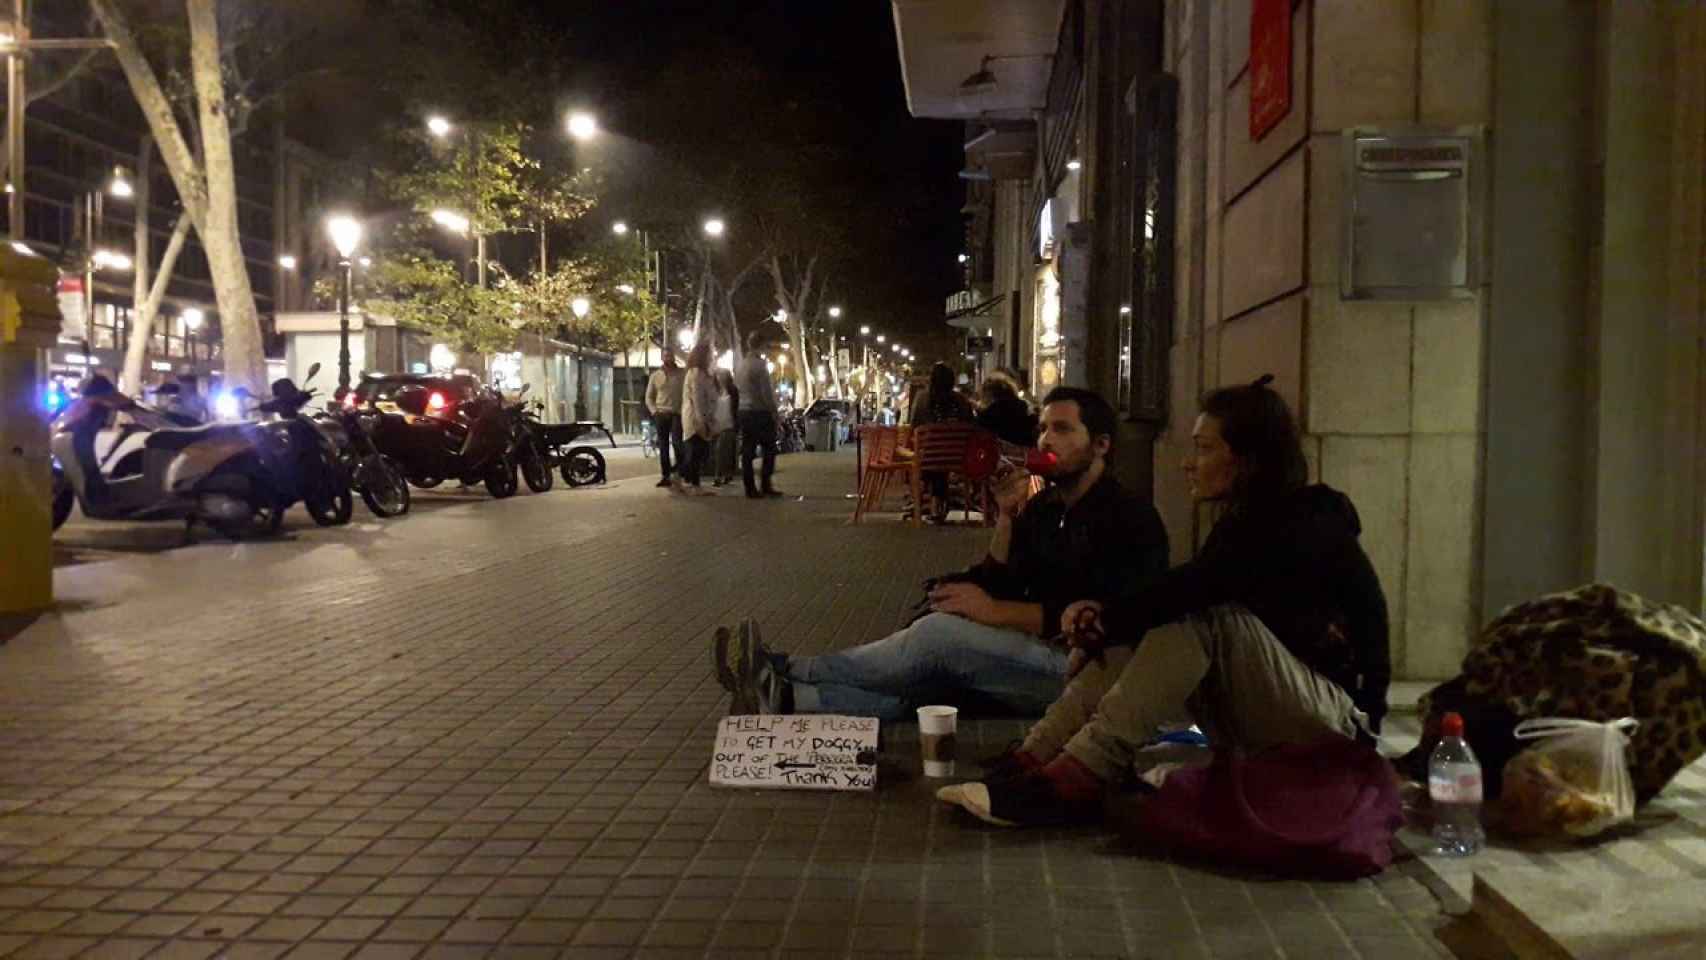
[970, 472, 1169, 639]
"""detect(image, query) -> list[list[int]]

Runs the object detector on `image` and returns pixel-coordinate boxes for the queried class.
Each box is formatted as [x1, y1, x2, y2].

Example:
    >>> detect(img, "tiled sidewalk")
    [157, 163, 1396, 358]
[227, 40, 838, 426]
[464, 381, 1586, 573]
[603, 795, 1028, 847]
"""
[1, 454, 1452, 959]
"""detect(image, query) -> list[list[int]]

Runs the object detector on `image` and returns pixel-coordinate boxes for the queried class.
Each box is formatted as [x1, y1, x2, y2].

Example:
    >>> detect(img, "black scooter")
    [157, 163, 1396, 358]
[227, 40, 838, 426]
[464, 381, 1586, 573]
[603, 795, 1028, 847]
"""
[256, 364, 354, 526]
[316, 399, 411, 517]
[374, 383, 518, 498]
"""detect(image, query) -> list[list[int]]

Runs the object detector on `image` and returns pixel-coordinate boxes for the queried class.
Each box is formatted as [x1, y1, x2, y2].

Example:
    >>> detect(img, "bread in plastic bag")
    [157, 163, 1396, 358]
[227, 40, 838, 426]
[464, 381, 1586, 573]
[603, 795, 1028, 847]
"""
[1498, 717, 1638, 839]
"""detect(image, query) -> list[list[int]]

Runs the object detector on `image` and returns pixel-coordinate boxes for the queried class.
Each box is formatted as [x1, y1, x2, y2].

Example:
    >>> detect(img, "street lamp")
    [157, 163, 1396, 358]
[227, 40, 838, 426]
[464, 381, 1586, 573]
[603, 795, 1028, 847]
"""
[566, 111, 598, 141]
[182, 308, 204, 363]
[278, 255, 298, 271]
[828, 305, 842, 319]
[426, 115, 453, 138]
[702, 217, 726, 238]
[615, 284, 636, 295]
[326, 213, 364, 393]
[859, 325, 870, 336]
[430, 209, 470, 235]
[611, 220, 629, 236]
[957, 253, 969, 264]
[876, 334, 886, 344]
[571, 297, 591, 319]
[108, 165, 133, 199]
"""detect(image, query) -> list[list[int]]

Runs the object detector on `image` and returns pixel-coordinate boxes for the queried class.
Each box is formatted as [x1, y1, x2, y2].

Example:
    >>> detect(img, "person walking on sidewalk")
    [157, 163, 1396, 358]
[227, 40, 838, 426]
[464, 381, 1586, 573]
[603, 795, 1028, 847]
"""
[735, 329, 784, 499]
[712, 369, 740, 487]
[936, 375, 1391, 828]
[679, 341, 720, 497]
[645, 348, 687, 491]
[714, 387, 1169, 720]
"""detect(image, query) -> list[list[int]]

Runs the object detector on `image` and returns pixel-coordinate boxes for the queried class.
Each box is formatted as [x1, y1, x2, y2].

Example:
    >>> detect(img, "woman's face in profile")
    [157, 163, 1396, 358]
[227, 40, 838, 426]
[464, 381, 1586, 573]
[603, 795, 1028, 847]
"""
[1185, 413, 1238, 501]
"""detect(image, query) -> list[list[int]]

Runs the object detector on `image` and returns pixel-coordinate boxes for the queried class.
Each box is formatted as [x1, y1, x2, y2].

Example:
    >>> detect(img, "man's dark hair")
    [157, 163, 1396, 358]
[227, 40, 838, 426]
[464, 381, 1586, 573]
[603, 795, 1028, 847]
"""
[1199, 375, 1307, 509]
[1040, 386, 1116, 454]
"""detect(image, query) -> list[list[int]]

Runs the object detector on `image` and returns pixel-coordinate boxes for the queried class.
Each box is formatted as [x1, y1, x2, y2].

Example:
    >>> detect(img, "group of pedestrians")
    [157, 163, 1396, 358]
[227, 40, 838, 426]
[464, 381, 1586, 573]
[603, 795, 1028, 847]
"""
[644, 330, 785, 499]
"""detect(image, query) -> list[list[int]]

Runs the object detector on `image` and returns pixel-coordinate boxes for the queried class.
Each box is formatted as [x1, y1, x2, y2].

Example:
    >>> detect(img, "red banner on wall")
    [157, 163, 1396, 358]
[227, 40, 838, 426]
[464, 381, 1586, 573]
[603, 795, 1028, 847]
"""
[1249, 0, 1292, 140]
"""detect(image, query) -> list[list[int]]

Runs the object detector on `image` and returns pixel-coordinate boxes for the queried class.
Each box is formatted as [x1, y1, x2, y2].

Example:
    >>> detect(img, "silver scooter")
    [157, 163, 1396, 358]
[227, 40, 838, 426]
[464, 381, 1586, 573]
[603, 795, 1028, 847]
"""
[50, 382, 287, 539]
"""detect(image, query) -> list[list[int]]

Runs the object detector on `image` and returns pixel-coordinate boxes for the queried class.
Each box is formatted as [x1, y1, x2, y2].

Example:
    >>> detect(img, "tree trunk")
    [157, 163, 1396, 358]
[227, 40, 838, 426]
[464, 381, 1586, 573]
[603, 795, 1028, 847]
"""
[120, 214, 192, 395]
[186, 0, 265, 392]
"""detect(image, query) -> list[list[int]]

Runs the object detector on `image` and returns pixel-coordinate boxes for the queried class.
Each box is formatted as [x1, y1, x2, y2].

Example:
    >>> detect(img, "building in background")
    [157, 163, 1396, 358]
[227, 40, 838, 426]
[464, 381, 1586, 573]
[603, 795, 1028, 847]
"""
[13, 50, 339, 400]
[892, 0, 1706, 679]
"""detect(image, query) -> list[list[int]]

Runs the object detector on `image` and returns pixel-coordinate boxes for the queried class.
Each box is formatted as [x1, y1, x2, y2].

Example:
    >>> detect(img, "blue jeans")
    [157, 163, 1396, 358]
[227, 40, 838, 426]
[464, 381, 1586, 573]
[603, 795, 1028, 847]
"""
[787, 612, 1068, 721]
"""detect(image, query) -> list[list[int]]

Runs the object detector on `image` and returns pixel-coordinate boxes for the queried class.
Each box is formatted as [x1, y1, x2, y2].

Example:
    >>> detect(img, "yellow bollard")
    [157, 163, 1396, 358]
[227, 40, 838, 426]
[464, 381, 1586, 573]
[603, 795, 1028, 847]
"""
[0, 248, 62, 617]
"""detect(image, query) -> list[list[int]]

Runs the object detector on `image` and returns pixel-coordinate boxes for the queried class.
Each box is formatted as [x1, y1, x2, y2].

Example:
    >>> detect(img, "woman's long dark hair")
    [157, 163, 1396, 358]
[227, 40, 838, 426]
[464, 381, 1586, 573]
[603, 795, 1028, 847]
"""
[1199, 374, 1308, 512]
[928, 362, 956, 407]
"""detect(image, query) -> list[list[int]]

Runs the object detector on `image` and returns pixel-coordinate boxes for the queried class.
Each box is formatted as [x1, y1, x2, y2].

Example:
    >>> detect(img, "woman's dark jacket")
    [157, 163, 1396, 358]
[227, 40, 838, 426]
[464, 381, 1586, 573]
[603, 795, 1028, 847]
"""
[1101, 484, 1391, 731]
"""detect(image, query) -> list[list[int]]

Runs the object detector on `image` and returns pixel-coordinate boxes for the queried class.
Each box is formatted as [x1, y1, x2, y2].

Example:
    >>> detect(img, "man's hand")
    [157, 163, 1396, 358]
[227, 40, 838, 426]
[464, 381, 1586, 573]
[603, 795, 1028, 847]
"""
[992, 470, 1030, 520]
[929, 582, 996, 625]
[1059, 600, 1104, 644]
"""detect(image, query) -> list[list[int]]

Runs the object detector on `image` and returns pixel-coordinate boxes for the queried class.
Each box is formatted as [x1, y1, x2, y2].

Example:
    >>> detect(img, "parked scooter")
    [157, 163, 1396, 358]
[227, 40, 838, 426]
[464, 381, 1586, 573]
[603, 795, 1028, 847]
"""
[377, 383, 518, 498]
[49, 377, 284, 539]
[254, 364, 353, 527]
[317, 396, 411, 517]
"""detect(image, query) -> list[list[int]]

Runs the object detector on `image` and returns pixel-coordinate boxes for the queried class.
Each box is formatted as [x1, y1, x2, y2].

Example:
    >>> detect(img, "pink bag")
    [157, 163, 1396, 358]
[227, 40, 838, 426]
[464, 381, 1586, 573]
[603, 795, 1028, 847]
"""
[1123, 737, 1403, 879]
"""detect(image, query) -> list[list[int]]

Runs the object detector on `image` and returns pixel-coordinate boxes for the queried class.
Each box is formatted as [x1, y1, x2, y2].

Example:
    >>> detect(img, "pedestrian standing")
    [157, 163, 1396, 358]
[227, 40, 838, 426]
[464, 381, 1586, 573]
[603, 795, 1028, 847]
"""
[645, 348, 687, 491]
[713, 368, 740, 486]
[735, 329, 785, 499]
[680, 341, 720, 496]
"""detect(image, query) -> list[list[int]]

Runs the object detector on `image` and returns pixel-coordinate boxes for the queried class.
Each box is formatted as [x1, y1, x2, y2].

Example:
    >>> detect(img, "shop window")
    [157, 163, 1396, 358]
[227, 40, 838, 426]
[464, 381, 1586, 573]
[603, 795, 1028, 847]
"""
[1120, 73, 1177, 423]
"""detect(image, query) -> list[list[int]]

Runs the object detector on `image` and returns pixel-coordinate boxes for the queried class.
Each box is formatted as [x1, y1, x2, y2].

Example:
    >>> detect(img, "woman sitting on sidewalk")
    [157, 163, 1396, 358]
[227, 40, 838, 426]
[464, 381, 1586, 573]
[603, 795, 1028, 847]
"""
[938, 375, 1391, 827]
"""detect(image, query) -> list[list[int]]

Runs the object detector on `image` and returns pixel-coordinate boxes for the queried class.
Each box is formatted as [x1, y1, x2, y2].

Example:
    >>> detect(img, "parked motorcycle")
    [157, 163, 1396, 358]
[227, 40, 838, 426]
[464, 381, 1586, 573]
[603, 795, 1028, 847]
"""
[372, 381, 519, 498]
[505, 386, 554, 494]
[317, 398, 412, 517]
[50, 384, 284, 539]
[255, 364, 354, 527]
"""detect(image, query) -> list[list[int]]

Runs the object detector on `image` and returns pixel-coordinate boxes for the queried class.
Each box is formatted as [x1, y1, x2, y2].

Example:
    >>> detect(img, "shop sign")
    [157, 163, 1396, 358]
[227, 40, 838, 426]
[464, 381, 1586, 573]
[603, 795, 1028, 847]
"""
[56, 275, 86, 341]
[1249, 0, 1292, 141]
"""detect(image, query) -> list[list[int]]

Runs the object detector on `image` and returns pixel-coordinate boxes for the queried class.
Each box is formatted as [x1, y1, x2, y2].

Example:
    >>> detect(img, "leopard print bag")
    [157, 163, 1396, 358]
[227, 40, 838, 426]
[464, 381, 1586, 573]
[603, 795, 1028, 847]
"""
[1414, 584, 1706, 805]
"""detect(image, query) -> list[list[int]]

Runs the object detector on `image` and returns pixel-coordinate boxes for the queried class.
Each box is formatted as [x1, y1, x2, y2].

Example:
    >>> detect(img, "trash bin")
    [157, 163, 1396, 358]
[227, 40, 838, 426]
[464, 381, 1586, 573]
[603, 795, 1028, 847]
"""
[806, 417, 837, 452]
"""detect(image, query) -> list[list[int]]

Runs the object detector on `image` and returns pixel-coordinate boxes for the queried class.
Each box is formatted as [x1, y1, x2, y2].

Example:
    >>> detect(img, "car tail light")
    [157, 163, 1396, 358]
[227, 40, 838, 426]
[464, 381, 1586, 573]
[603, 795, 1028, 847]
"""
[427, 391, 448, 414]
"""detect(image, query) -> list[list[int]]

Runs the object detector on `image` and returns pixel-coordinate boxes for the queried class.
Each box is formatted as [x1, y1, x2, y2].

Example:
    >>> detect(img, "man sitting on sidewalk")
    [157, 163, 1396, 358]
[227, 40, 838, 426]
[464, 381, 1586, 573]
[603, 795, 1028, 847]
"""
[713, 386, 1169, 720]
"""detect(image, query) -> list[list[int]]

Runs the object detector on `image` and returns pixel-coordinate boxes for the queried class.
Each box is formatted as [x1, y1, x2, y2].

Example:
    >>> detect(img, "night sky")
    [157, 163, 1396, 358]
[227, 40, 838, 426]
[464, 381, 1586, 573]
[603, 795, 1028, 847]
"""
[312, 1, 968, 348]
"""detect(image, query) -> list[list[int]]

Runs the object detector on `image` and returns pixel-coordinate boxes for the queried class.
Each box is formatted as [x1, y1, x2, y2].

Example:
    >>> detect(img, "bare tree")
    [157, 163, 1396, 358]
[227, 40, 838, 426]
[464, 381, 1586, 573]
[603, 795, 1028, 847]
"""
[118, 136, 192, 394]
[90, 0, 296, 392]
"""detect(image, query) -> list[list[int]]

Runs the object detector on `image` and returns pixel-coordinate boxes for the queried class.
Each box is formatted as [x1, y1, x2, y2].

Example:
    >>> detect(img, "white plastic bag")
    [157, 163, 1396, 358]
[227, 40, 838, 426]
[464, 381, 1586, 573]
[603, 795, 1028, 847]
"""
[1500, 717, 1639, 838]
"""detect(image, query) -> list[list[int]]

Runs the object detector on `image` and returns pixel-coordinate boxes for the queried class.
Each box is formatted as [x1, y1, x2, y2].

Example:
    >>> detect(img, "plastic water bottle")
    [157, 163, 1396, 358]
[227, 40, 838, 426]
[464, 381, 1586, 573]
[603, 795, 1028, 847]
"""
[1428, 712, 1485, 856]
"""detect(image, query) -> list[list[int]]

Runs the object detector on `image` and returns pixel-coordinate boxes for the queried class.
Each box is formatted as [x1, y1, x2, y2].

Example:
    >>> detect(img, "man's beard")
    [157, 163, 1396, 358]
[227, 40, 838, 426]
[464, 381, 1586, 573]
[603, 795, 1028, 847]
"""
[1045, 454, 1092, 488]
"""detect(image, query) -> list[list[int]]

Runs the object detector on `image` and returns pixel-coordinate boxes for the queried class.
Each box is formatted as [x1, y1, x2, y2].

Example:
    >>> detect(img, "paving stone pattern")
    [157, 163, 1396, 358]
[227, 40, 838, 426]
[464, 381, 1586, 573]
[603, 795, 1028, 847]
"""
[2, 455, 1452, 958]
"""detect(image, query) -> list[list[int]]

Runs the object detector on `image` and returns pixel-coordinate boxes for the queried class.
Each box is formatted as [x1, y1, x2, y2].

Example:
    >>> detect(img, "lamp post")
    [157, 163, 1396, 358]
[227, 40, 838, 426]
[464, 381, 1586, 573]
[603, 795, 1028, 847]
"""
[326, 214, 363, 393]
[182, 307, 203, 368]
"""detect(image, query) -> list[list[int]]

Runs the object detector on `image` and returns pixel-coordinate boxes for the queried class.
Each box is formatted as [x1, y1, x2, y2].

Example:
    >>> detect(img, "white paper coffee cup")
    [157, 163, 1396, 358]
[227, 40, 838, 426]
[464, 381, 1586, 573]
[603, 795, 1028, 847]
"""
[917, 705, 959, 778]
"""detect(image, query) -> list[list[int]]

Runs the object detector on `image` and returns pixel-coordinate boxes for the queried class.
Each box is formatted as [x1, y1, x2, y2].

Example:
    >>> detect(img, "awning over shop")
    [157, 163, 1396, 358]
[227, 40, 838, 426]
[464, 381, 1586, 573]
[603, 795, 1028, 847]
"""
[890, 0, 1065, 121]
[946, 292, 1006, 331]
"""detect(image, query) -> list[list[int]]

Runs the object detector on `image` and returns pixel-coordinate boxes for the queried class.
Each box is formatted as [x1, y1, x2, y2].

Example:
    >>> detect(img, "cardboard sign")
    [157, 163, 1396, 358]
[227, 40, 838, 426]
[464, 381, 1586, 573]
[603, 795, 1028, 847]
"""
[710, 715, 879, 791]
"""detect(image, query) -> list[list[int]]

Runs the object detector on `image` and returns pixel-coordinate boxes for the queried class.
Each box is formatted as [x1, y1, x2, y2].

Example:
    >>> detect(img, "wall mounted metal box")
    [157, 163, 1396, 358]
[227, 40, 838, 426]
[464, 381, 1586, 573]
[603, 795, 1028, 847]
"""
[1342, 127, 1484, 300]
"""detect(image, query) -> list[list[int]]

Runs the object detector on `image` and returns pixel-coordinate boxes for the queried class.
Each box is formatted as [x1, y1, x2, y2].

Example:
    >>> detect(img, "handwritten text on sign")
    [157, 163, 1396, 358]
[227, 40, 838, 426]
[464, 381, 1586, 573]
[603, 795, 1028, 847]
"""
[710, 714, 879, 791]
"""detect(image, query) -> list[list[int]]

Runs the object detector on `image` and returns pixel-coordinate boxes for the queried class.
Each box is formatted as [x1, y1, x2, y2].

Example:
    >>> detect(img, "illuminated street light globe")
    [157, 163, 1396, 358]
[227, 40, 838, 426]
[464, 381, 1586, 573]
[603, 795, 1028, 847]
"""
[426, 115, 453, 138]
[181, 308, 205, 331]
[611, 221, 629, 236]
[278, 255, 298, 271]
[566, 111, 599, 141]
[326, 213, 363, 260]
[702, 217, 726, 238]
[828, 305, 842, 318]
[876, 334, 886, 344]
[860, 325, 870, 336]
[571, 297, 591, 319]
